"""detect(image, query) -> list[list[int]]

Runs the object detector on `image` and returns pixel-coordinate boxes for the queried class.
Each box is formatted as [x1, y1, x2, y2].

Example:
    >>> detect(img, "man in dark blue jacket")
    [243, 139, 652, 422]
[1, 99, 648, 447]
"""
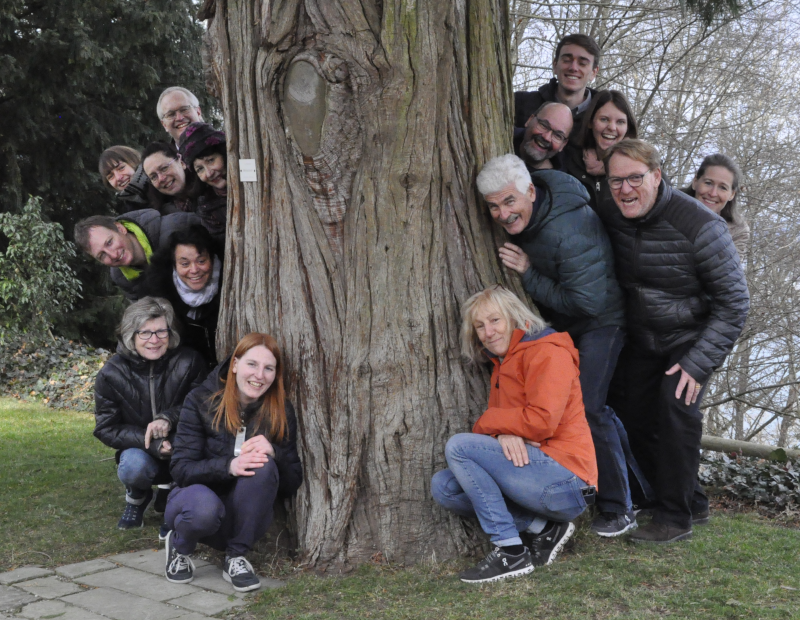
[477, 154, 640, 537]
[599, 139, 749, 543]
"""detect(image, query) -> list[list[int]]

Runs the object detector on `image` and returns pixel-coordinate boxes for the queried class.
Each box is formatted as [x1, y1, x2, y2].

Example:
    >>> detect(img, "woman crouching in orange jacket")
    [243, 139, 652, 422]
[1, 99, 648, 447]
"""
[432, 286, 597, 584]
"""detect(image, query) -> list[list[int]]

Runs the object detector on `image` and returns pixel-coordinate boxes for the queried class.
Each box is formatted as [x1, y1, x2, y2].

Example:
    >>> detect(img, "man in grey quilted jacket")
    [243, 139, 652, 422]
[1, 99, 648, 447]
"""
[598, 139, 749, 544]
[478, 154, 644, 540]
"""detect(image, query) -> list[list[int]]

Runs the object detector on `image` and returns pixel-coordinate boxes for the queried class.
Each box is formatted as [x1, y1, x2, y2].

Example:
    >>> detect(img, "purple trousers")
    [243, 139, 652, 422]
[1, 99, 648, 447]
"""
[165, 459, 279, 557]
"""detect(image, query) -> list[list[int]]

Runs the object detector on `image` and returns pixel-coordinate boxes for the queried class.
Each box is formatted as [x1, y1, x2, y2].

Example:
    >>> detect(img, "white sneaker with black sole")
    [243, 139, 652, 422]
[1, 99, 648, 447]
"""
[591, 511, 638, 537]
[458, 547, 534, 584]
[223, 556, 261, 592]
[528, 521, 575, 566]
[164, 530, 195, 584]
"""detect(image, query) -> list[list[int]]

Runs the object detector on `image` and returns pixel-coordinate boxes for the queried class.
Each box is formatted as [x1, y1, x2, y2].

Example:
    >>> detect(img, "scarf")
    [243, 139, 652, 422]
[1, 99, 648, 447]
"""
[173, 255, 221, 319]
[118, 221, 153, 281]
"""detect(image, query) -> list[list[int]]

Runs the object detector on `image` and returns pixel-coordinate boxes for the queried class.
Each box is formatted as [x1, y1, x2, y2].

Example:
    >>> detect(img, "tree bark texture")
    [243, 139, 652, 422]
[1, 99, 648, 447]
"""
[205, 0, 513, 567]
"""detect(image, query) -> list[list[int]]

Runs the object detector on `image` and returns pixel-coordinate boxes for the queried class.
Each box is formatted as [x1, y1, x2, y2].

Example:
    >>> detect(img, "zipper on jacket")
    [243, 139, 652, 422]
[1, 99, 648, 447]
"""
[632, 228, 643, 279]
[149, 363, 157, 420]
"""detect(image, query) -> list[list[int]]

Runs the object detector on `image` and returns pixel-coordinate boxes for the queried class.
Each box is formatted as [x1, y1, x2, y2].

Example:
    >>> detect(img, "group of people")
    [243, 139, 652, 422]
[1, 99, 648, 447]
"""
[431, 33, 749, 583]
[81, 33, 750, 591]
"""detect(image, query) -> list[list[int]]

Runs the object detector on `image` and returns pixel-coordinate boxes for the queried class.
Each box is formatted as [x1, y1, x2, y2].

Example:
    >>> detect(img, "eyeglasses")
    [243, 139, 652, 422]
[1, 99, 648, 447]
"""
[161, 105, 195, 121]
[608, 170, 651, 190]
[135, 329, 170, 341]
[147, 157, 178, 183]
[532, 116, 569, 145]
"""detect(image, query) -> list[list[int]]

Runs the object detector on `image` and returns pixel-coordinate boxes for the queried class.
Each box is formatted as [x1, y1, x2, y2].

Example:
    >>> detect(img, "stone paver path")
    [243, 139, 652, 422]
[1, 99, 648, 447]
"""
[0, 550, 285, 620]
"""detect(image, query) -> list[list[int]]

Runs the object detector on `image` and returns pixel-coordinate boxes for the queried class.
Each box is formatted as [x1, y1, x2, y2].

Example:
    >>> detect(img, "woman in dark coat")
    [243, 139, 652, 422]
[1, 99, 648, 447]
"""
[93, 297, 208, 531]
[561, 90, 638, 210]
[98, 145, 151, 213]
[178, 122, 228, 244]
[145, 225, 222, 367]
[164, 333, 303, 592]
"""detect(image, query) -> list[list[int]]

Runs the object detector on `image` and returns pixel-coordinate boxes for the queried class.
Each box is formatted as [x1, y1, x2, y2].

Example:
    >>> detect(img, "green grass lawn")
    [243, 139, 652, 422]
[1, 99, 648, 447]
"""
[0, 397, 165, 570]
[1, 396, 798, 619]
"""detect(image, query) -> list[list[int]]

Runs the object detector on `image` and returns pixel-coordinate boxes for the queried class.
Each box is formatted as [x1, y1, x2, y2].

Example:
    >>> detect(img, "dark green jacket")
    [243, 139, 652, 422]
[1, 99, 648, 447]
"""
[510, 169, 626, 340]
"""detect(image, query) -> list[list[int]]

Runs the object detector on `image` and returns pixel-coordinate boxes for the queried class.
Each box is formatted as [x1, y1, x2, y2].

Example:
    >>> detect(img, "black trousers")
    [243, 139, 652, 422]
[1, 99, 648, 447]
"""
[607, 341, 707, 529]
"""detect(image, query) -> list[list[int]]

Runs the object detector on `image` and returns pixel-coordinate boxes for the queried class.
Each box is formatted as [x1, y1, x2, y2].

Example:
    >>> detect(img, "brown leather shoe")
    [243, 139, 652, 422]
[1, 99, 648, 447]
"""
[629, 521, 692, 544]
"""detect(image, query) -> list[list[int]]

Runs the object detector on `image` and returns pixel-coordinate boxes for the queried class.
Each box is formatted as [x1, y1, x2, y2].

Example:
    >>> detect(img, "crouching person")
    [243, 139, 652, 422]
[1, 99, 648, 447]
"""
[431, 286, 597, 583]
[93, 297, 208, 530]
[164, 333, 302, 592]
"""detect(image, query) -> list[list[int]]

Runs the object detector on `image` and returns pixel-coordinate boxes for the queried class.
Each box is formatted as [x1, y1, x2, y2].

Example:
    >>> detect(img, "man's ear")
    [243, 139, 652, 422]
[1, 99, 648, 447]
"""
[526, 183, 536, 201]
[589, 64, 599, 83]
[115, 222, 127, 234]
[653, 168, 662, 185]
[524, 114, 536, 128]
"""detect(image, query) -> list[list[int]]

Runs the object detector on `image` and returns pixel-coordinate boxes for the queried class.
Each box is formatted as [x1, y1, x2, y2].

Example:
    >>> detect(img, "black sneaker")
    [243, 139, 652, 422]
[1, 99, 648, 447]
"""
[164, 530, 195, 584]
[117, 488, 153, 530]
[458, 547, 534, 584]
[692, 509, 710, 526]
[528, 521, 575, 567]
[223, 556, 261, 592]
[629, 521, 692, 544]
[158, 522, 170, 542]
[591, 511, 638, 537]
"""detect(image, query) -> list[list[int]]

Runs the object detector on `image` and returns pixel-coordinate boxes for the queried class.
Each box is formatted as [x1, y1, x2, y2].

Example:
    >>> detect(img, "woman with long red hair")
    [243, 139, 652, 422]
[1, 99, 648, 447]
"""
[163, 333, 302, 592]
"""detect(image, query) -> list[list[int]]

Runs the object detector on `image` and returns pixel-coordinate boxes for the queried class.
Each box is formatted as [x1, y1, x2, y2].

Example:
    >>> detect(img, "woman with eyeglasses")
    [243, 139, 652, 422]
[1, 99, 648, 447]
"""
[93, 297, 208, 532]
[141, 142, 199, 216]
[163, 333, 302, 592]
[682, 154, 749, 261]
[146, 225, 223, 367]
[561, 90, 638, 209]
[177, 123, 228, 243]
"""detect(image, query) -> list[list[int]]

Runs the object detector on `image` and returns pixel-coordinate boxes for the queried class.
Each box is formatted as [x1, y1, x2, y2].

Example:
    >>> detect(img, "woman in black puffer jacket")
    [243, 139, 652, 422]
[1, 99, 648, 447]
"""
[94, 297, 208, 531]
[164, 333, 302, 593]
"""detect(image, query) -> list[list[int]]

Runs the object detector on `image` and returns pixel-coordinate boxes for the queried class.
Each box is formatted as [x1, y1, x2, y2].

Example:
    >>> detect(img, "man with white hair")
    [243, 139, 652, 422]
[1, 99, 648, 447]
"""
[157, 87, 204, 143]
[477, 154, 640, 539]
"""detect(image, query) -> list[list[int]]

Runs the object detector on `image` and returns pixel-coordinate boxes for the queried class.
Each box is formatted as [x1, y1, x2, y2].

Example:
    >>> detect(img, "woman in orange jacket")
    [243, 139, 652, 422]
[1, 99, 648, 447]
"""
[431, 286, 597, 584]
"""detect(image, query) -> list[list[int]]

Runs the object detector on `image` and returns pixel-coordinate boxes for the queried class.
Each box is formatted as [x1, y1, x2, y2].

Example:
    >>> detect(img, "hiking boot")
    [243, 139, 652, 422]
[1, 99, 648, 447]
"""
[117, 488, 153, 530]
[164, 530, 195, 584]
[527, 521, 575, 567]
[158, 522, 170, 542]
[629, 521, 692, 544]
[591, 511, 638, 537]
[458, 547, 534, 584]
[223, 556, 261, 592]
[692, 509, 710, 526]
[154, 487, 171, 514]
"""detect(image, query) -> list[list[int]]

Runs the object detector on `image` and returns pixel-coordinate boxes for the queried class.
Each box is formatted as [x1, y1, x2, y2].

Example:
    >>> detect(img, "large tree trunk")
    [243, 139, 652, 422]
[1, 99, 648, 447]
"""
[204, 0, 512, 567]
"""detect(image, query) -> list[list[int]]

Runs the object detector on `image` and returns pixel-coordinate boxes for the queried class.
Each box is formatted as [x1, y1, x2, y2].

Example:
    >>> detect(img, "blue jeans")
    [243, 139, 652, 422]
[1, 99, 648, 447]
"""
[117, 448, 170, 499]
[431, 434, 588, 546]
[574, 326, 632, 514]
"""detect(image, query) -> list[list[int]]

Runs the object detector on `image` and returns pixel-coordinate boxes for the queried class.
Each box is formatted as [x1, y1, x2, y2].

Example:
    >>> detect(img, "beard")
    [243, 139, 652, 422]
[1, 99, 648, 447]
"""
[522, 132, 555, 163]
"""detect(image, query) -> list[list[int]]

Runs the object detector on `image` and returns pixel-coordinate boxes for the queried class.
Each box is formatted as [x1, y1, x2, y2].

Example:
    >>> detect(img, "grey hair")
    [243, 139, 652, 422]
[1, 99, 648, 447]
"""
[156, 87, 200, 119]
[460, 286, 547, 362]
[117, 296, 180, 356]
[476, 154, 532, 197]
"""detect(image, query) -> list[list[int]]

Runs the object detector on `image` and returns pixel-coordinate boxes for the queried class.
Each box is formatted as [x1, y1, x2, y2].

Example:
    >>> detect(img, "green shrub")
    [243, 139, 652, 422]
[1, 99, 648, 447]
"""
[700, 453, 800, 509]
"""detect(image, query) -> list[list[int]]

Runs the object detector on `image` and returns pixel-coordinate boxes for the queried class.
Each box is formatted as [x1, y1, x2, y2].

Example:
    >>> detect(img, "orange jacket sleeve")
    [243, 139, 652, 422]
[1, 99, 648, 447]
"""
[472, 344, 578, 442]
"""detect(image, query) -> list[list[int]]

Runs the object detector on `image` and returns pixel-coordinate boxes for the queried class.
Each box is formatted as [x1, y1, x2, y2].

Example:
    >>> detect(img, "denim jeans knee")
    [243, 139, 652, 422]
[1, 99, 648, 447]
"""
[117, 448, 160, 496]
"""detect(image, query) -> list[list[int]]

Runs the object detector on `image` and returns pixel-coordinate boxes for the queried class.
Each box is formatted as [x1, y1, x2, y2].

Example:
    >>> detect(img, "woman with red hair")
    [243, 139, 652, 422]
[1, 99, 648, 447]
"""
[163, 333, 302, 592]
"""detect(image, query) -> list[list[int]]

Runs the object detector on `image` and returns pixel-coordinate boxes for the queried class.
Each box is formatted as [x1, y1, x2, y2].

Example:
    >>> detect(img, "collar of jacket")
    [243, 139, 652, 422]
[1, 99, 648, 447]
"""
[629, 179, 672, 227]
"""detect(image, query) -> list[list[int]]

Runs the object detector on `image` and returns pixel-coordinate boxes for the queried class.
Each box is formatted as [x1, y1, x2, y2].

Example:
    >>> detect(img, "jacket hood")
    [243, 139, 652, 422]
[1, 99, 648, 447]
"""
[488, 327, 579, 367]
[515, 170, 592, 239]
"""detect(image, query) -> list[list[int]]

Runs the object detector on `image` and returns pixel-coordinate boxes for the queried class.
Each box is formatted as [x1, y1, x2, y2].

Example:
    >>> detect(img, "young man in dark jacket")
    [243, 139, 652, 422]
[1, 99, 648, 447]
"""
[477, 154, 641, 537]
[513, 34, 601, 151]
[74, 209, 200, 301]
[598, 139, 749, 543]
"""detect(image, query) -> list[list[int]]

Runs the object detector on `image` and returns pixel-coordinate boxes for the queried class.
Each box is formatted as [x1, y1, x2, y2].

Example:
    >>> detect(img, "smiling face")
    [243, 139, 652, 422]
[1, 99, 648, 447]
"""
[233, 345, 277, 406]
[591, 102, 629, 156]
[106, 161, 137, 192]
[521, 104, 573, 164]
[160, 91, 203, 142]
[691, 165, 736, 215]
[174, 244, 212, 291]
[485, 182, 536, 236]
[193, 153, 227, 191]
[472, 303, 512, 358]
[553, 43, 598, 96]
[86, 223, 141, 267]
[608, 153, 662, 219]
[143, 152, 187, 196]
[134, 316, 170, 361]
